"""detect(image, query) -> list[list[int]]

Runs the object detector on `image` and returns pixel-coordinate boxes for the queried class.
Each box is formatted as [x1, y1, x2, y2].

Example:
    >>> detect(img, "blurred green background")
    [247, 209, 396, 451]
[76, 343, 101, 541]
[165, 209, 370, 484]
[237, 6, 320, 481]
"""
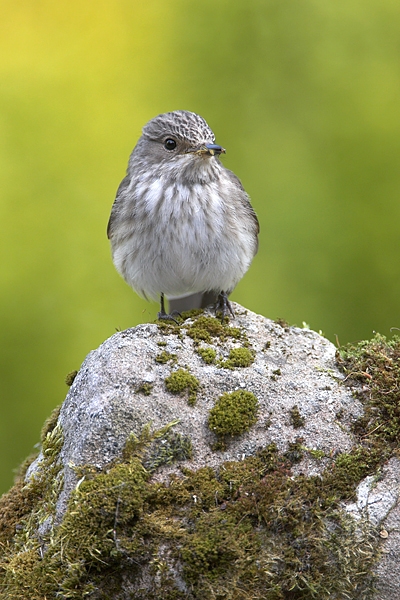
[1, 0, 399, 494]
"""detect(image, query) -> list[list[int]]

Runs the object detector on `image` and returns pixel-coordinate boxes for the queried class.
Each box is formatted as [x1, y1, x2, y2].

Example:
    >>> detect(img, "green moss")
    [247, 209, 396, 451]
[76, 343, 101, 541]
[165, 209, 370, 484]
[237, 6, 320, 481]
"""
[196, 346, 217, 364]
[0, 423, 381, 599]
[181, 308, 204, 320]
[121, 421, 180, 463]
[65, 370, 78, 386]
[143, 430, 193, 472]
[0, 420, 64, 558]
[136, 382, 153, 396]
[218, 346, 254, 369]
[337, 333, 400, 447]
[307, 448, 326, 459]
[186, 316, 241, 345]
[208, 390, 258, 439]
[155, 350, 177, 364]
[40, 404, 61, 442]
[165, 368, 199, 406]
[284, 437, 305, 463]
[274, 317, 290, 330]
[289, 405, 306, 428]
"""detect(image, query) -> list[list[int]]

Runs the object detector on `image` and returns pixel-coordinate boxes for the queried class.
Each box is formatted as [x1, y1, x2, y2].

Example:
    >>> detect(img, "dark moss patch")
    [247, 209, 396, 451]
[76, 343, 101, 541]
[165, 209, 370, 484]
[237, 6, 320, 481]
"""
[0, 420, 63, 551]
[40, 404, 61, 442]
[337, 333, 400, 449]
[284, 437, 305, 464]
[155, 350, 177, 364]
[274, 317, 290, 330]
[289, 405, 306, 428]
[208, 390, 258, 440]
[271, 367, 282, 381]
[143, 430, 193, 472]
[165, 368, 199, 406]
[65, 370, 78, 386]
[156, 320, 183, 336]
[332, 332, 400, 499]
[136, 382, 153, 396]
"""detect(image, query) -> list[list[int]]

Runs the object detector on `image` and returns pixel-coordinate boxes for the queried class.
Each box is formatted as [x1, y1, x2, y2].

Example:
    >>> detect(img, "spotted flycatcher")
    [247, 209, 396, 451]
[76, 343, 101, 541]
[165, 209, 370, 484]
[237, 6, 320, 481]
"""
[107, 110, 259, 320]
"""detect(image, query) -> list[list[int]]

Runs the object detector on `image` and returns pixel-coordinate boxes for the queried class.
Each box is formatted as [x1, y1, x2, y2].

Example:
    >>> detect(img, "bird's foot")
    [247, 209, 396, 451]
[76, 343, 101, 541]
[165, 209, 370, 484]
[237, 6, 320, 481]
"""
[157, 309, 181, 325]
[215, 292, 235, 321]
[157, 293, 181, 324]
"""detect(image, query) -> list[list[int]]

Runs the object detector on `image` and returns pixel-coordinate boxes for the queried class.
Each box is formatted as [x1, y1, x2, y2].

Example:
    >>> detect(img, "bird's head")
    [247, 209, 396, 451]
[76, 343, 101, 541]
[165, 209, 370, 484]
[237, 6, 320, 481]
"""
[131, 110, 226, 182]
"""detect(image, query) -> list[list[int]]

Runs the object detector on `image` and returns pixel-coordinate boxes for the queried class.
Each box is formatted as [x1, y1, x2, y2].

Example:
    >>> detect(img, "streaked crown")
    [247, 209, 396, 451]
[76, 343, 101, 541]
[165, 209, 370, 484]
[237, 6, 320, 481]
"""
[142, 110, 216, 146]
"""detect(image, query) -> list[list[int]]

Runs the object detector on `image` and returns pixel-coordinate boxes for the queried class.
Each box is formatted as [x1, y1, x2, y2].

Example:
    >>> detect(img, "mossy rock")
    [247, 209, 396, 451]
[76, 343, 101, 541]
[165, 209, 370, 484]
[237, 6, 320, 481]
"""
[1, 312, 400, 598]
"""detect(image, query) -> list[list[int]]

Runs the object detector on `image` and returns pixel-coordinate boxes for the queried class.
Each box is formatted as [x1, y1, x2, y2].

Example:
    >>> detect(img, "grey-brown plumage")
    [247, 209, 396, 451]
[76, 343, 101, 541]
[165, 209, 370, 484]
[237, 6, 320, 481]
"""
[107, 110, 259, 319]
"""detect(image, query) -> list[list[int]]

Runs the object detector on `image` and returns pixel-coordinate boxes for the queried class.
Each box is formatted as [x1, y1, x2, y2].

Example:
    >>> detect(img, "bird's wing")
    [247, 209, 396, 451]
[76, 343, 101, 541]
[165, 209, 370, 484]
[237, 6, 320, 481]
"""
[107, 174, 131, 239]
[224, 168, 260, 237]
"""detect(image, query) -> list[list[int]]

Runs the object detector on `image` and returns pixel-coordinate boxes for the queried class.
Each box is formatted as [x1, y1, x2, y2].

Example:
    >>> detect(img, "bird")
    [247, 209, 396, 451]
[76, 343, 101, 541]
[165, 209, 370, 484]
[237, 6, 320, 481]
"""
[107, 110, 259, 321]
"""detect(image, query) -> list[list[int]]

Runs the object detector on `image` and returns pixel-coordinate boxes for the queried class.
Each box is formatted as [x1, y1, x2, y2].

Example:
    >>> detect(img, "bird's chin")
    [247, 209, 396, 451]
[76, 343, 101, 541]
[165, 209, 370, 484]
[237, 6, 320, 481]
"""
[174, 153, 221, 183]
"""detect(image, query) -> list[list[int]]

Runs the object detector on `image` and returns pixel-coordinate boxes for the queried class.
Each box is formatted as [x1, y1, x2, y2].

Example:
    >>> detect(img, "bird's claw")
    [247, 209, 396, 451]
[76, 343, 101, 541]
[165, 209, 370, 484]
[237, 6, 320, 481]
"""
[157, 309, 182, 325]
[215, 292, 234, 321]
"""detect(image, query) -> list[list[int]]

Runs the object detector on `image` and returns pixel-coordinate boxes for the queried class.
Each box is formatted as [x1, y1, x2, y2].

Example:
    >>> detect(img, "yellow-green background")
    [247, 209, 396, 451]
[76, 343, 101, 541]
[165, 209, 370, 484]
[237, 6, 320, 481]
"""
[1, 0, 399, 494]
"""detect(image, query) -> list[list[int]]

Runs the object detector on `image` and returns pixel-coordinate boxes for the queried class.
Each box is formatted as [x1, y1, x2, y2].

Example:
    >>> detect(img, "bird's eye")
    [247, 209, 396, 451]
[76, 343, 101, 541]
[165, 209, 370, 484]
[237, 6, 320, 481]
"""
[164, 138, 177, 151]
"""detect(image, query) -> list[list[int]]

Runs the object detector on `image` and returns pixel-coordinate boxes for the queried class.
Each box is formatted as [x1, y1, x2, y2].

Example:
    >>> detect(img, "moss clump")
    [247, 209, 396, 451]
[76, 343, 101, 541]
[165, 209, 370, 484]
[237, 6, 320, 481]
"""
[0, 420, 64, 553]
[274, 317, 290, 330]
[0, 421, 381, 599]
[289, 404, 306, 428]
[181, 308, 204, 320]
[337, 333, 400, 449]
[144, 430, 193, 471]
[136, 382, 153, 396]
[284, 437, 305, 463]
[218, 346, 254, 369]
[308, 448, 326, 459]
[196, 347, 217, 364]
[65, 370, 78, 386]
[155, 350, 177, 364]
[40, 404, 61, 442]
[186, 316, 241, 345]
[165, 368, 199, 406]
[208, 390, 258, 439]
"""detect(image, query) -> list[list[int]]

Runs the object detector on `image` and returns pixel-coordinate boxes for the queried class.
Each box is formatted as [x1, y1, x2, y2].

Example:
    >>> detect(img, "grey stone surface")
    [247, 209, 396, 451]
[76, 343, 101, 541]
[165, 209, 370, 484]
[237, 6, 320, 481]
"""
[26, 303, 400, 597]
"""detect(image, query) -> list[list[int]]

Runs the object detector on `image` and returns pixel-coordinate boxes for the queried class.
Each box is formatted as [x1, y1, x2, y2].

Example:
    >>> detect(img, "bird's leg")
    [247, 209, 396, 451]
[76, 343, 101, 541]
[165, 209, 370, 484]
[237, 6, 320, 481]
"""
[157, 293, 181, 324]
[215, 292, 235, 321]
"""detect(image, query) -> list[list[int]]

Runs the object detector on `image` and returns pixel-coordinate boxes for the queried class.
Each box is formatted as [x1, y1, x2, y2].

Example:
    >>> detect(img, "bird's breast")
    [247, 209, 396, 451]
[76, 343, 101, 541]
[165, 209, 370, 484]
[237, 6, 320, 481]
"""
[112, 168, 256, 299]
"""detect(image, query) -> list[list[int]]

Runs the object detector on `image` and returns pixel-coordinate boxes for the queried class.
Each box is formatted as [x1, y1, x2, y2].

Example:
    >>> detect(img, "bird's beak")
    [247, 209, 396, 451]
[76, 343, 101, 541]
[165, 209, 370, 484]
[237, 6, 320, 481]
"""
[205, 143, 226, 156]
[190, 143, 226, 157]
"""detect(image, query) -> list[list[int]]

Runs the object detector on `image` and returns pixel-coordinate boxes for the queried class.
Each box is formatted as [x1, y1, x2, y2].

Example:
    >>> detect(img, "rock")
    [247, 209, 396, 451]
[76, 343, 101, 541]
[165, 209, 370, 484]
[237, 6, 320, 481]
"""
[48, 304, 362, 526]
[1, 303, 399, 599]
